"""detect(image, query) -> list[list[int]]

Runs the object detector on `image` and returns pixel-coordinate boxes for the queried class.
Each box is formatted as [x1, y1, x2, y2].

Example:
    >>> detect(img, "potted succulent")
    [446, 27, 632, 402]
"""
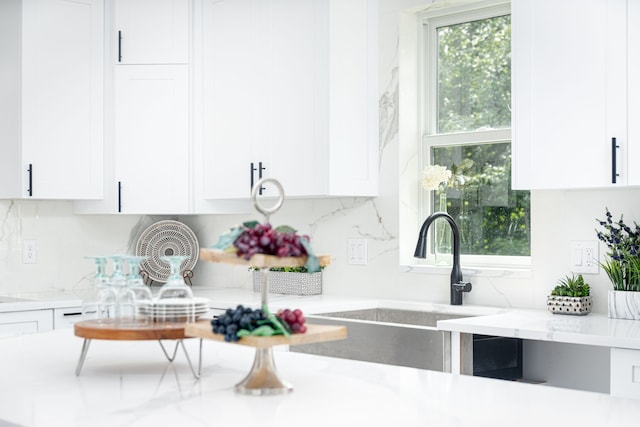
[596, 208, 640, 320]
[547, 274, 592, 315]
[252, 266, 324, 296]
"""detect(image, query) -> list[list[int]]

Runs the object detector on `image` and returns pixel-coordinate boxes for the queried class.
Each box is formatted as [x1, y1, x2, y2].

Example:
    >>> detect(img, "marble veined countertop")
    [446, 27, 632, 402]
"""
[1, 327, 639, 427]
[437, 308, 640, 350]
[3, 287, 640, 350]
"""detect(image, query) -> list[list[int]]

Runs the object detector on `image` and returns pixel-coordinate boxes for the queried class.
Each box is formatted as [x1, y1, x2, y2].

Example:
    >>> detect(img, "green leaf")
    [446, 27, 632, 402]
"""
[210, 226, 243, 250]
[299, 236, 321, 273]
[275, 224, 297, 233]
[243, 220, 260, 229]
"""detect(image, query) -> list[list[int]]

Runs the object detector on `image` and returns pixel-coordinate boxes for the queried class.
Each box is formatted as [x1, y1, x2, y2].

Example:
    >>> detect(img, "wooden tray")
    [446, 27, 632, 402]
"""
[199, 248, 331, 268]
[184, 320, 346, 349]
[74, 319, 191, 341]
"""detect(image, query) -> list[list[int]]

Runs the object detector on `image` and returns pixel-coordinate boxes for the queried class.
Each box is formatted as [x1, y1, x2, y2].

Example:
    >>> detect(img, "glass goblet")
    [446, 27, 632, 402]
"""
[156, 255, 195, 323]
[83, 255, 112, 322]
[121, 255, 154, 325]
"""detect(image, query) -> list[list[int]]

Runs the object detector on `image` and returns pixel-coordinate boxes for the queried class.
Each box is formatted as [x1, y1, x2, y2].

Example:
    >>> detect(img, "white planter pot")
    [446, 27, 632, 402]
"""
[547, 295, 592, 315]
[608, 290, 640, 320]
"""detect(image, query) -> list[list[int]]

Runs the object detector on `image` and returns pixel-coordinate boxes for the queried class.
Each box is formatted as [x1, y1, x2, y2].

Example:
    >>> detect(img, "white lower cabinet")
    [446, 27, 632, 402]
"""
[54, 307, 84, 329]
[611, 347, 640, 399]
[0, 310, 53, 334]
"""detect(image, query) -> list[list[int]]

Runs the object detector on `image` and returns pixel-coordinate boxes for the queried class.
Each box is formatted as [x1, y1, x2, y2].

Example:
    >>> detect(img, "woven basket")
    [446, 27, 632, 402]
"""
[547, 295, 592, 315]
[252, 271, 322, 296]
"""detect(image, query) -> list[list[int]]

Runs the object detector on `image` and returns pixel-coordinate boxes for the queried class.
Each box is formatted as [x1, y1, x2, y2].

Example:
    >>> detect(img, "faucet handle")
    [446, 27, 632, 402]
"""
[454, 282, 472, 293]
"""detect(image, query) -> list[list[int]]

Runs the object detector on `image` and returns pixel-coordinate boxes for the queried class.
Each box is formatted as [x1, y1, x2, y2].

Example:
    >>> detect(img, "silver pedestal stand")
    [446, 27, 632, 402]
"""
[234, 177, 293, 395]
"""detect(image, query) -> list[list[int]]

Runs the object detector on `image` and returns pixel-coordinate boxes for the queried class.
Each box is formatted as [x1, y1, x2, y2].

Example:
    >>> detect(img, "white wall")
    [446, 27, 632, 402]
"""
[0, 0, 638, 319]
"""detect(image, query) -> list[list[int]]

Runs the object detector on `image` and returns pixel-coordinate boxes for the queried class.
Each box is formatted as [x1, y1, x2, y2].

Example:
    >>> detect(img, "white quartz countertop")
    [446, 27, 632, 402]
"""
[1, 327, 639, 427]
[4, 287, 640, 350]
[437, 309, 640, 350]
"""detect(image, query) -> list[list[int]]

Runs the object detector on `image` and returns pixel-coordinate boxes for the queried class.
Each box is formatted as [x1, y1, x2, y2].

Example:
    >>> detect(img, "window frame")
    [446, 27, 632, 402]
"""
[416, 0, 530, 270]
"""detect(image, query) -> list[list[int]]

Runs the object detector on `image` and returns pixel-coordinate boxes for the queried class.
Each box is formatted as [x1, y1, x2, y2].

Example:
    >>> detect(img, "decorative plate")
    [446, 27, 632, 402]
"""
[135, 220, 199, 283]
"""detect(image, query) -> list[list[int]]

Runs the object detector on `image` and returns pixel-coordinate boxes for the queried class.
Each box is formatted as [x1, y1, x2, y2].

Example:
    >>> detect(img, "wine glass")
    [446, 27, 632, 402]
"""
[156, 255, 195, 323]
[83, 255, 112, 322]
[107, 254, 128, 322]
[120, 255, 154, 325]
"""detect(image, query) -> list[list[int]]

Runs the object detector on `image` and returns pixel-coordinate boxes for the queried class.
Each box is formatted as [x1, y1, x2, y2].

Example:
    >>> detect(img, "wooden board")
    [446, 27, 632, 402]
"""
[74, 320, 190, 341]
[199, 248, 331, 268]
[184, 320, 347, 349]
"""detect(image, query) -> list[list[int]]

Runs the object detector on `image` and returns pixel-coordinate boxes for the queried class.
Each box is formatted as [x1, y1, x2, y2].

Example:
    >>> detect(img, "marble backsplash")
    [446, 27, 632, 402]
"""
[1, 0, 637, 315]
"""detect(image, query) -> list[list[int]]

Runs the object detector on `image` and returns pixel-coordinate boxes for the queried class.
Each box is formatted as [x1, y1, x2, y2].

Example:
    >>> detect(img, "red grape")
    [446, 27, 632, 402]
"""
[276, 307, 307, 334]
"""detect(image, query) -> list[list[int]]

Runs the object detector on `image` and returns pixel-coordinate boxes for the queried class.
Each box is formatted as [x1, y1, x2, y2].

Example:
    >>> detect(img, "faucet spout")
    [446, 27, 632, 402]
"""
[414, 212, 471, 305]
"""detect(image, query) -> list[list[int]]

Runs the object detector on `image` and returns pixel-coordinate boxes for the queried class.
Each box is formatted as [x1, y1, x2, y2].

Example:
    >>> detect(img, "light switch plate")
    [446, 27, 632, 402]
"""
[348, 239, 368, 265]
[570, 240, 598, 274]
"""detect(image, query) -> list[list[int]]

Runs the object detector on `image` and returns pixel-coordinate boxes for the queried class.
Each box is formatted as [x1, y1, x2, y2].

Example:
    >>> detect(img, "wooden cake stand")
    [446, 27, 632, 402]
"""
[189, 177, 346, 395]
[74, 319, 202, 378]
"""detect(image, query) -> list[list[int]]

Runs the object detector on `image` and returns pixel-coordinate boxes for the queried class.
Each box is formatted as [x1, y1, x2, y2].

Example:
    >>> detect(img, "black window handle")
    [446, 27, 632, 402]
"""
[27, 163, 32, 197]
[612, 137, 620, 184]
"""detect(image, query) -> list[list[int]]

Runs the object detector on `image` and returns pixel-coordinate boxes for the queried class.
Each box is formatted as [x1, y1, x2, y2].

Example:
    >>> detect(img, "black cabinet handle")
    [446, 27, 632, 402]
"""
[612, 137, 620, 184]
[117, 181, 122, 212]
[250, 162, 257, 192]
[27, 163, 32, 197]
[258, 162, 266, 195]
[118, 30, 122, 62]
[250, 162, 267, 195]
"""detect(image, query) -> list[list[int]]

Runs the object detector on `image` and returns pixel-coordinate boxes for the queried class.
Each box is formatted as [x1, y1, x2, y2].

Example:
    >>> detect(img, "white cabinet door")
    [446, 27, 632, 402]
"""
[114, 0, 189, 64]
[627, 1, 640, 185]
[0, 0, 103, 200]
[53, 307, 83, 329]
[0, 310, 54, 335]
[611, 347, 640, 399]
[201, 0, 263, 200]
[201, 0, 378, 200]
[114, 65, 190, 214]
[512, 0, 627, 189]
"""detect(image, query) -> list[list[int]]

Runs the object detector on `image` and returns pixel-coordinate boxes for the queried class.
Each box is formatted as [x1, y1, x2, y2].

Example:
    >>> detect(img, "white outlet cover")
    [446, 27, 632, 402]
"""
[570, 240, 598, 274]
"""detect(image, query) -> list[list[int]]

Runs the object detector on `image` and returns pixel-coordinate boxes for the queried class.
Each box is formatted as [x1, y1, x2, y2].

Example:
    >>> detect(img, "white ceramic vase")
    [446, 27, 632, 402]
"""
[608, 290, 640, 320]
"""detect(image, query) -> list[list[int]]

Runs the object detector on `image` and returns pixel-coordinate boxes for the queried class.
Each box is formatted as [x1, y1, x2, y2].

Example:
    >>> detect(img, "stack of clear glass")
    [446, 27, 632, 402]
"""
[82, 255, 114, 322]
[155, 255, 196, 323]
[83, 254, 155, 325]
[119, 255, 154, 326]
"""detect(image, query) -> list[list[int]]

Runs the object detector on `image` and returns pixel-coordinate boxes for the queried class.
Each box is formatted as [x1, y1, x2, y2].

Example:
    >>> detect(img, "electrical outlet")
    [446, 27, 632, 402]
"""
[570, 240, 598, 274]
[348, 239, 368, 265]
[22, 239, 37, 264]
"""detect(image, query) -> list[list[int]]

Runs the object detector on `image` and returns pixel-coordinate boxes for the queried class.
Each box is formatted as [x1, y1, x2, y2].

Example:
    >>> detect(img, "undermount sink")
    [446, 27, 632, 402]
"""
[314, 307, 471, 327]
[291, 307, 474, 371]
[291, 306, 523, 380]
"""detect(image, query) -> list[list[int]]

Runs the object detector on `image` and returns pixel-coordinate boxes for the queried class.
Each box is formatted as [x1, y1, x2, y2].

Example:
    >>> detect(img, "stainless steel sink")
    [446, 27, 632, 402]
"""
[315, 307, 470, 327]
[291, 307, 474, 371]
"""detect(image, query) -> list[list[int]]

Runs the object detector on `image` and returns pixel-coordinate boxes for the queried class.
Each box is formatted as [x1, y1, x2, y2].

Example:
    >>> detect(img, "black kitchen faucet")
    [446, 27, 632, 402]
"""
[414, 212, 472, 305]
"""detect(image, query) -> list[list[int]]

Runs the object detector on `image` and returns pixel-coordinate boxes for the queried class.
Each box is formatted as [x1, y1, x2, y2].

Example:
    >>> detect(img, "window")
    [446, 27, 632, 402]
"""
[419, 1, 530, 266]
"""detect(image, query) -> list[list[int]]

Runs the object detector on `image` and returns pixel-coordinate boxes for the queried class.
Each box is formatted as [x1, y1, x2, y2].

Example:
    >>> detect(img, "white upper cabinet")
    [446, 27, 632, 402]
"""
[200, 0, 379, 200]
[75, 0, 247, 214]
[112, 65, 190, 214]
[512, 0, 636, 189]
[113, 0, 188, 64]
[0, 0, 104, 200]
[76, 0, 190, 214]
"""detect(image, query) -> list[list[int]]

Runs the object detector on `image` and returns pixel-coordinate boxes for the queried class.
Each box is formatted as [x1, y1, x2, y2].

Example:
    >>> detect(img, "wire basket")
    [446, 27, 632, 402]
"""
[252, 270, 322, 296]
